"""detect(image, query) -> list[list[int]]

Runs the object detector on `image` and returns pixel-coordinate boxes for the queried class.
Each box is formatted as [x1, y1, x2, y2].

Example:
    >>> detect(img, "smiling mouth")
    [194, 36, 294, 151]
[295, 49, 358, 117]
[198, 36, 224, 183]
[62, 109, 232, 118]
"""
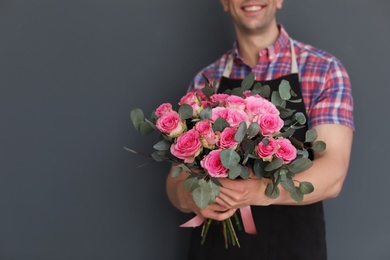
[242, 5, 264, 12]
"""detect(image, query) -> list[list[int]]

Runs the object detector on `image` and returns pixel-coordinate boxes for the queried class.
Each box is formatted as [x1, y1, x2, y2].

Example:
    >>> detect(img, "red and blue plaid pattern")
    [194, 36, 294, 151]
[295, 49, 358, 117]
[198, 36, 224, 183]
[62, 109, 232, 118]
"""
[188, 26, 354, 130]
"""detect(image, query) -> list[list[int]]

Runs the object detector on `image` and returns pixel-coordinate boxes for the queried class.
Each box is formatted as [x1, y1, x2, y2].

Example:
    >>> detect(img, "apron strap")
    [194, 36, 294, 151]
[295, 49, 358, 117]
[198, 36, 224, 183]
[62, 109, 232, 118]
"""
[222, 38, 299, 78]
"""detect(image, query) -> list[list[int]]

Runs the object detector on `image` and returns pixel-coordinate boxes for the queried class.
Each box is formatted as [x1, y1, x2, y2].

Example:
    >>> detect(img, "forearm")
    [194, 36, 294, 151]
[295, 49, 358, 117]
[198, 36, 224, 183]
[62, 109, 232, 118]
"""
[166, 167, 193, 213]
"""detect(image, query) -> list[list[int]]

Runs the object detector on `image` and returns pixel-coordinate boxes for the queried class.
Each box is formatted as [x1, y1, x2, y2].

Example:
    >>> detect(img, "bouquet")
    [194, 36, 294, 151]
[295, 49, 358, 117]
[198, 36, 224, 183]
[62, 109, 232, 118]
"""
[127, 73, 326, 248]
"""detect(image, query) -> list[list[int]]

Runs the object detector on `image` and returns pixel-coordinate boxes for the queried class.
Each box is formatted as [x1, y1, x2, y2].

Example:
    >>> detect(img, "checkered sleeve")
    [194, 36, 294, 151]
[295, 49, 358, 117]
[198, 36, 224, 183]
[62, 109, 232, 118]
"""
[309, 59, 354, 130]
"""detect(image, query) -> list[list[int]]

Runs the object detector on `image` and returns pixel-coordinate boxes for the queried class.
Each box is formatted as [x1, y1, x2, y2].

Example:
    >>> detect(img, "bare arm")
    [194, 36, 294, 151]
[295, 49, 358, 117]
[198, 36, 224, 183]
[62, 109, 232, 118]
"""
[216, 124, 353, 207]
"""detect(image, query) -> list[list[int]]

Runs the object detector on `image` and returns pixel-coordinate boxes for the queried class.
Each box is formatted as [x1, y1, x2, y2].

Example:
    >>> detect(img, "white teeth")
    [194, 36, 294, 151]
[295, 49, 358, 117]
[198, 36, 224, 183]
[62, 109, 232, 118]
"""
[244, 6, 262, 11]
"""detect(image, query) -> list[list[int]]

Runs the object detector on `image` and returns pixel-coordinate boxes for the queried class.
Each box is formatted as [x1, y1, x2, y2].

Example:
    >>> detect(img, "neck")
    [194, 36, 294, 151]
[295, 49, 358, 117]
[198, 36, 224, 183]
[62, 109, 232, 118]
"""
[235, 23, 280, 68]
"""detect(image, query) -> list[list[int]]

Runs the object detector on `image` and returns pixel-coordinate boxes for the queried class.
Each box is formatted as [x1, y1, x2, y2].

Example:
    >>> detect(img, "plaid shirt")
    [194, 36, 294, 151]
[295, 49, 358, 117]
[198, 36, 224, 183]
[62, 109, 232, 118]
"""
[188, 26, 354, 130]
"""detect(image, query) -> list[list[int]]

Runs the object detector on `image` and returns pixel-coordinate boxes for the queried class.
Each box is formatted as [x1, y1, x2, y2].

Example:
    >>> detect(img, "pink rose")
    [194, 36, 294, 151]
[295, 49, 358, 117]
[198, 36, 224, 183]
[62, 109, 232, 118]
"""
[275, 138, 297, 164]
[178, 92, 202, 117]
[258, 114, 284, 136]
[225, 95, 246, 110]
[217, 127, 239, 150]
[256, 137, 277, 161]
[170, 129, 203, 163]
[156, 111, 187, 138]
[210, 94, 230, 107]
[155, 103, 173, 117]
[211, 107, 249, 128]
[200, 149, 228, 178]
[245, 96, 280, 122]
[195, 120, 217, 149]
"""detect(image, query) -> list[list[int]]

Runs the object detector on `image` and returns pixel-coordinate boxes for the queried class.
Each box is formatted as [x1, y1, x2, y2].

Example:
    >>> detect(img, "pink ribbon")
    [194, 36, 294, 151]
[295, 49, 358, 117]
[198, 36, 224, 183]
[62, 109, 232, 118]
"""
[180, 206, 257, 235]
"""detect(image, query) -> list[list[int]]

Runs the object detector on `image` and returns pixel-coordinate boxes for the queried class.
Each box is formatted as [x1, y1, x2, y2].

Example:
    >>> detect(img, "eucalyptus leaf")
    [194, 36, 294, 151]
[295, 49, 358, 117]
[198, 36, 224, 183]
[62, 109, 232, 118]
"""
[252, 83, 270, 98]
[271, 91, 284, 107]
[247, 122, 260, 137]
[184, 177, 199, 192]
[299, 181, 314, 194]
[265, 182, 280, 199]
[171, 167, 183, 178]
[265, 158, 283, 171]
[208, 181, 220, 202]
[198, 179, 212, 192]
[287, 98, 302, 103]
[305, 129, 318, 143]
[200, 108, 212, 120]
[290, 188, 304, 202]
[279, 79, 292, 100]
[178, 104, 193, 120]
[253, 159, 265, 179]
[192, 186, 211, 209]
[202, 85, 214, 98]
[231, 87, 243, 97]
[130, 108, 145, 132]
[312, 141, 326, 152]
[281, 178, 297, 193]
[241, 73, 255, 90]
[293, 112, 306, 125]
[139, 121, 155, 135]
[212, 118, 230, 132]
[278, 107, 295, 118]
[234, 122, 247, 142]
[151, 151, 167, 162]
[220, 149, 241, 169]
[153, 140, 171, 151]
[240, 166, 250, 179]
[288, 158, 313, 173]
[228, 165, 242, 179]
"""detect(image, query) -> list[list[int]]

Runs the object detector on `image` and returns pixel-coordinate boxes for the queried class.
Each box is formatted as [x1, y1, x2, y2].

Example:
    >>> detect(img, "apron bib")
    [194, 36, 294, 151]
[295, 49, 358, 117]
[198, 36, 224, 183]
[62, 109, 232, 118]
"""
[188, 39, 327, 260]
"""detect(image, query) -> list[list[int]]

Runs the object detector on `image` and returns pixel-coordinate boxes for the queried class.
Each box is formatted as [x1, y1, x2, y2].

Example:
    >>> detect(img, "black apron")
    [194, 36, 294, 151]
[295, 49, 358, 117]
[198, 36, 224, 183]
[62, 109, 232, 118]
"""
[188, 39, 327, 260]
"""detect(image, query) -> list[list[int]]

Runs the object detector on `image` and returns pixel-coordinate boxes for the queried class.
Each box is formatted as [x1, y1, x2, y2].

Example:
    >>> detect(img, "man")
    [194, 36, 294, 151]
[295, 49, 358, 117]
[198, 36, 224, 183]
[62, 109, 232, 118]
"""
[166, 0, 353, 259]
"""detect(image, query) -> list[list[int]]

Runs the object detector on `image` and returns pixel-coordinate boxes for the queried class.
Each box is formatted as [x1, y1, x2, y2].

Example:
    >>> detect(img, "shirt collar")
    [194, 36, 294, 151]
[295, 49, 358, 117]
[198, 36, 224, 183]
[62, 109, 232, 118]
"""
[231, 25, 290, 62]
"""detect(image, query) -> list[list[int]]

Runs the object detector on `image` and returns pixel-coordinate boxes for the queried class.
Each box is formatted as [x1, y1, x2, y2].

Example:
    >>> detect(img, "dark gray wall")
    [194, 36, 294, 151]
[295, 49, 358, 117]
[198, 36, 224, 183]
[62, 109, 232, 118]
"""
[0, 1, 388, 259]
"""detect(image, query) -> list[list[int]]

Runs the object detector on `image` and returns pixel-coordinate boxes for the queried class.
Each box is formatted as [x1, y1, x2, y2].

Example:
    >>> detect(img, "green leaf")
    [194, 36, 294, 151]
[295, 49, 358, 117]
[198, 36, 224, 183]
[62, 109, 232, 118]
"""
[171, 167, 183, 178]
[184, 177, 200, 192]
[265, 158, 283, 171]
[279, 79, 292, 100]
[290, 188, 304, 202]
[293, 112, 306, 125]
[278, 107, 295, 118]
[234, 122, 247, 142]
[241, 73, 255, 90]
[281, 178, 297, 193]
[130, 108, 145, 132]
[151, 151, 167, 162]
[139, 121, 154, 135]
[202, 85, 214, 98]
[299, 181, 314, 194]
[178, 104, 193, 120]
[305, 129, 318, 143]
[271, 91, 284, 107]
[265, 182, 280, 199]
[252, 83, 270, 98]
[247, 122, 260, 137]
[228, 165, 242, 179]
[287, 98, 302, 103]
[212, 118, 230, 132]
[288, 158, 313, 173]
[199, 108, 212, 120]
[253, 159, 265, 179]
[312, 141, 326, 152]
[153, 140, 171, 151]
[192, 186, 211, 209]
[220, 149, 241, 169]
[207, 181, 220, 202]
[231, 87, 243, 96]
[240, 166, 250, 179]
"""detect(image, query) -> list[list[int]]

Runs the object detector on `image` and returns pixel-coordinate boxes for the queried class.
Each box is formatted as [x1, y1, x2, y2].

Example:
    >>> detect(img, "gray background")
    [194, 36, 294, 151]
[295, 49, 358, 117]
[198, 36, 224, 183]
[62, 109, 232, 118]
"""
[0, 0, 388, 259]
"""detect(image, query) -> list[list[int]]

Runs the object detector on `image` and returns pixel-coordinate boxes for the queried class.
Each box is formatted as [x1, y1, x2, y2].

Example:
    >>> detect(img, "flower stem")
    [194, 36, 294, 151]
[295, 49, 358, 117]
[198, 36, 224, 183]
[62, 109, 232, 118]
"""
[201, 219, 212, 245]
